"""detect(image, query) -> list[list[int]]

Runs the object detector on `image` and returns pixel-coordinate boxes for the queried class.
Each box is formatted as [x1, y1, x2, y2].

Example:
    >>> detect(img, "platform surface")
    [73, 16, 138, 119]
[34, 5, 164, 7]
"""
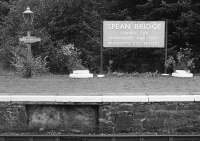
[0, 75, 200, 102]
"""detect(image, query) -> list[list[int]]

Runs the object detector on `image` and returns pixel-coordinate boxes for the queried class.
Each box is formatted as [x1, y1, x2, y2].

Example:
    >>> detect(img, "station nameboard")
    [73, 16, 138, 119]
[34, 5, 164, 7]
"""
[103, 21, 165, 48]
[19, 36, 41, 44]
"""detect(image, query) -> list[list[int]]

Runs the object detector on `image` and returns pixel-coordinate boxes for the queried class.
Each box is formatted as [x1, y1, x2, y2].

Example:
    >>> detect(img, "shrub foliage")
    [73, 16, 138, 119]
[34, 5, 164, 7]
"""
[1, 0, 200, 74]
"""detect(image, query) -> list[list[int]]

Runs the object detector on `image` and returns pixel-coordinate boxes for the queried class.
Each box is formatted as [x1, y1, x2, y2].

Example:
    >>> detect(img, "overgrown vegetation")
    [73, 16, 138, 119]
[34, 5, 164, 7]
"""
[165, 47, 195, 72]
[0, 0, 200, 74]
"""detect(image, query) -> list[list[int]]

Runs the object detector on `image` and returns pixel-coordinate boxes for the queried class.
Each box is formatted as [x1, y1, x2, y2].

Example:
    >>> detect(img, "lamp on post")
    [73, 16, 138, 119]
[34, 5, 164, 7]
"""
[19, 7, 41, 78]
[23, 6, 34, 25]
[23, 6, 34, 78]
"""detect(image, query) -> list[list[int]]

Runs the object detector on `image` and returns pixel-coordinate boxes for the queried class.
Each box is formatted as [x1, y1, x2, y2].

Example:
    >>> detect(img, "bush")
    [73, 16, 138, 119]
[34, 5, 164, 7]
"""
[165, 48, 195, 71]
[32, 56, 49, 75]
[48, 43, 85, 74]
[11, 52, 49, 76]
[61, 44, 85, 71]
[11, 53, 26, 76]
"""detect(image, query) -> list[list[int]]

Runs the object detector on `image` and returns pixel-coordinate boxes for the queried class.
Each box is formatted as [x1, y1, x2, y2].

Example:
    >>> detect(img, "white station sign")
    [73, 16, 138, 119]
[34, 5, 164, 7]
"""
[19, 36, 41, 44]
[103, 21, 166, 48]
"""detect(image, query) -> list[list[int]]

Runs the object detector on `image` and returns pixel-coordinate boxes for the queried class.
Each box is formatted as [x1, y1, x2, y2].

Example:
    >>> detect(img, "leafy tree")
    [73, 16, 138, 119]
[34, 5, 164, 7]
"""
[1, 0, 200, 74]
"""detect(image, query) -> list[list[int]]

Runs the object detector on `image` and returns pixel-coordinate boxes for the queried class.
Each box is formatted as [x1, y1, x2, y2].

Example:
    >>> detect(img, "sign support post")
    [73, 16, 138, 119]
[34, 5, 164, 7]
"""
[19, 32, 41, 78]
[26, 31, 32, 77]
[100, 21, 103, 74]
[164, 20, 168, 74]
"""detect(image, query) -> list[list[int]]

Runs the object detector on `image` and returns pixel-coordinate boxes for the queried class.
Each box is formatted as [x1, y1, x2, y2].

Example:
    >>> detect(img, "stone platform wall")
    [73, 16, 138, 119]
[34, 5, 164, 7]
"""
[99, 102, 200, 135]
[0, 102, 200, 135]
[0, 104, 98, 134]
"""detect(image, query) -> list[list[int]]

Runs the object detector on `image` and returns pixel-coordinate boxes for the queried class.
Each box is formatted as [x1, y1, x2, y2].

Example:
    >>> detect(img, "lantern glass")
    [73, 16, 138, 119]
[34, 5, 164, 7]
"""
[23, 7, 34, 25]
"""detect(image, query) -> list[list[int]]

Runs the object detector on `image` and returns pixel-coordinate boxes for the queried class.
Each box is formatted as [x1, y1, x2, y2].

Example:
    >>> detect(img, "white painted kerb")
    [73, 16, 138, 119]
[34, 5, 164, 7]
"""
[0, 95, 199, 102]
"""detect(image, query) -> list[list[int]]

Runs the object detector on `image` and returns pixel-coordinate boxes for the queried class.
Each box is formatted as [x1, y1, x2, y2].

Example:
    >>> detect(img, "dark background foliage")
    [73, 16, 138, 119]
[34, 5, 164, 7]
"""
[0, 0, 200, 74]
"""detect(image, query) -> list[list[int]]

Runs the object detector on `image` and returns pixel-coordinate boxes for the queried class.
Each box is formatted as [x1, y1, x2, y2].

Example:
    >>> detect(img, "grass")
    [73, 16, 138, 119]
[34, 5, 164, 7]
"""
[0, 73, 200, 95]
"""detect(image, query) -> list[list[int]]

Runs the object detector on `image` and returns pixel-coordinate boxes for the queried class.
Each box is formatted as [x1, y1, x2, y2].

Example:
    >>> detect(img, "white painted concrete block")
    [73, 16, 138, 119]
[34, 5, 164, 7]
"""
[97, 74, 105, 78]
[69, 73, 93, 78]
[172, 70, 193, 78]
[69, 70, 93, 78]
[73, 70, 90, 74]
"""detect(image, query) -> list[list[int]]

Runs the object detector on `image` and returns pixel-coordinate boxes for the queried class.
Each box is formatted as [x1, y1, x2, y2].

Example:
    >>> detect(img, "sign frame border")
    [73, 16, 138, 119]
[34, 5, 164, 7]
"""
[102, 20, 166, 48]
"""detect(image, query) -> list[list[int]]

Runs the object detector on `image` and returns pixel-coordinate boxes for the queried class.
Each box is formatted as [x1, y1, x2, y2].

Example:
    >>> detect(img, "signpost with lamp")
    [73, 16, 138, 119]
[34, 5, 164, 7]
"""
[19, 7, 41, 78]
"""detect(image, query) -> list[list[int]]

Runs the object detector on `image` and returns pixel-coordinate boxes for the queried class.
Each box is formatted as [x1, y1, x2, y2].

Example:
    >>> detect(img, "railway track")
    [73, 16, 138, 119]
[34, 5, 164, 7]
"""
[0, 135, 200, 141]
